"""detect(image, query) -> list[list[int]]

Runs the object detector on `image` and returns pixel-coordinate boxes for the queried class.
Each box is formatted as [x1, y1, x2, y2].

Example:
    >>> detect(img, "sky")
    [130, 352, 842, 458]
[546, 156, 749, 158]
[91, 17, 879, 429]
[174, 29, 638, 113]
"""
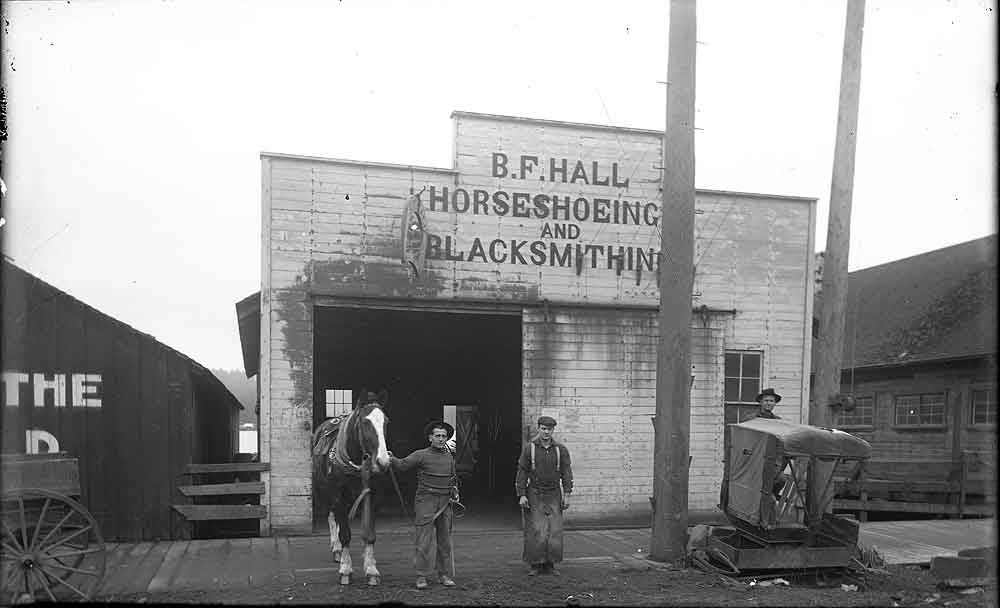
[1, 0, 996, 371]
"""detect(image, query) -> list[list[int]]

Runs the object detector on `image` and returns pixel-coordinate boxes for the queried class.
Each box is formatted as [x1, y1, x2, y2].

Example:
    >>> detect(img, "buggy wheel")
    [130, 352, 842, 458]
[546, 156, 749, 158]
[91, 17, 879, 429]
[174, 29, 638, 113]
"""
[1, 489, 107, 602]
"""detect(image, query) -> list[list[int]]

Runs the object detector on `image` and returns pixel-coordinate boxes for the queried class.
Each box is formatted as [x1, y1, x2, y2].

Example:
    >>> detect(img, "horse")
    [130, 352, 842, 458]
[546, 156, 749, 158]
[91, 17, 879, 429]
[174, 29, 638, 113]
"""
[311, 389, 392, 586]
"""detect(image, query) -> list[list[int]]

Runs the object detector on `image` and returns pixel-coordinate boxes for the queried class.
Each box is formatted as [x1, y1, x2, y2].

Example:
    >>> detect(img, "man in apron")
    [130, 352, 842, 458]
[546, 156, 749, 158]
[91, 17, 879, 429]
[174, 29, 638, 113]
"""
[515, 416, 574, 576]
[390, 420, 459, 590]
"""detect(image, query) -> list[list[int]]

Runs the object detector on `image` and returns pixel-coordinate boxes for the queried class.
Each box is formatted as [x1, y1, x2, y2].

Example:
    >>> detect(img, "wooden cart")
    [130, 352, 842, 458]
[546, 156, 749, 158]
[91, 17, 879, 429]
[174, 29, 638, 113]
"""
[1, 453, 107, 602]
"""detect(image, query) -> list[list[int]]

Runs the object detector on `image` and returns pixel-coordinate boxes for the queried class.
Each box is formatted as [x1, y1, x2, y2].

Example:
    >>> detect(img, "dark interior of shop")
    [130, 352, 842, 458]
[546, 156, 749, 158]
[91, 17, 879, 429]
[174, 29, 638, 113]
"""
[312, 306, 522, 529]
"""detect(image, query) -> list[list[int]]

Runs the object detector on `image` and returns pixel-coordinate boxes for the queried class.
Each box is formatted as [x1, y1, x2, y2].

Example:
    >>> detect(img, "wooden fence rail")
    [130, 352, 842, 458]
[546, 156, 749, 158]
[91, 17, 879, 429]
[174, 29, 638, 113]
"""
[832, 453, 995, 521]
[171, 462, 270, 530]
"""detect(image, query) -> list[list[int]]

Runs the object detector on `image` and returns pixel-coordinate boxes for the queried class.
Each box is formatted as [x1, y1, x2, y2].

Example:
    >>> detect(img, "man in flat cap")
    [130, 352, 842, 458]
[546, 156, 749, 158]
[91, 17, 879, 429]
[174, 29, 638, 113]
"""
[755, 388, 782, 419]
[515, 415, 573, 576]
[389, 420, 459, 590]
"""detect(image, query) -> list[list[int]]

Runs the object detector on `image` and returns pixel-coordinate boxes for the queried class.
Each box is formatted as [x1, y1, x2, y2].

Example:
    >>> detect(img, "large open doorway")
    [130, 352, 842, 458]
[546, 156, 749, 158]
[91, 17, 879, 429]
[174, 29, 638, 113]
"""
[312, 305, 522, 530]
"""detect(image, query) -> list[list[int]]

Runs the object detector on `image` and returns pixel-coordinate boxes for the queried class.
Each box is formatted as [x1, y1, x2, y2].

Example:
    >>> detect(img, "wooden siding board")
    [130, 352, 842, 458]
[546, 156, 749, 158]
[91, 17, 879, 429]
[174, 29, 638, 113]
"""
[152, 343, 172, 539]
[83, 312, 114, 540]
[137, 337, 162, 539]
[166, 353, 190, 540]
[51, 296, 90, 506]
[112, 326, 141, 540]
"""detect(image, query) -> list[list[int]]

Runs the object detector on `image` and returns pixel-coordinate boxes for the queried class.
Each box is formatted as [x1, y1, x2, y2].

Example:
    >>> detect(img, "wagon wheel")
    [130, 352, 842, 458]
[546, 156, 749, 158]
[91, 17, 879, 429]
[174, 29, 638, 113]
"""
[1, 489, 107, 602]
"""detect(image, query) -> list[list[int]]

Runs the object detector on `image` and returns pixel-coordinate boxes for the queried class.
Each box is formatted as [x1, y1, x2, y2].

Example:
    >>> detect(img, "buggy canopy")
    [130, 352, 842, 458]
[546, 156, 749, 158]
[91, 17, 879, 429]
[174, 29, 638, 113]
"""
[733, 418, 871, 459]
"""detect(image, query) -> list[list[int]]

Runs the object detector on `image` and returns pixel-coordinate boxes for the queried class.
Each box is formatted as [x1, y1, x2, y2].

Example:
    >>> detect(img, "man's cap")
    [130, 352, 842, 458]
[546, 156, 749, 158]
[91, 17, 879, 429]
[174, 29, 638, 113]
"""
[423, 420, 455, 440]
[756, 388, 782, 403]
[537, 415, 557, 428]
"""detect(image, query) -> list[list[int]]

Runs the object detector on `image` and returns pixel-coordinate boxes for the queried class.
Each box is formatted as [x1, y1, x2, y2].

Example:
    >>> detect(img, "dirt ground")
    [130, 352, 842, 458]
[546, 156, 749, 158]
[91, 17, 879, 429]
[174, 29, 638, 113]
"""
[110, 564, 995, 607]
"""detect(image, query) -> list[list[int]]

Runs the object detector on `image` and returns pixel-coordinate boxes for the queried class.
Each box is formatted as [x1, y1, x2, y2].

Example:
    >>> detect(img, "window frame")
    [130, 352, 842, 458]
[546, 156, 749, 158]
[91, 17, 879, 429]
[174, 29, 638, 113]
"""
[324, 388, 354, 418]
[892, 391, 948, 430]
[723, 350, 764, 424]
[968, 384, 997, 429]
[836, 394, 875, 430]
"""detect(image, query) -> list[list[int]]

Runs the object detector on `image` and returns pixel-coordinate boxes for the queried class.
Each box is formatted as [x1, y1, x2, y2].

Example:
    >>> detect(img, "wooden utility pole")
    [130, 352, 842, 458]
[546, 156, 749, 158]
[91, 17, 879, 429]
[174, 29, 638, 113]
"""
[811, 0, 866, 428]
[650, 0, 696, 564]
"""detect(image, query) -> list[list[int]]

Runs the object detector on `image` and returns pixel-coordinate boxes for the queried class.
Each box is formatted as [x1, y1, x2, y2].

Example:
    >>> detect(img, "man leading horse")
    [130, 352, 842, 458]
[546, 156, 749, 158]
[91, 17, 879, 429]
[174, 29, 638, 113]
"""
[389, 420, 461, 590]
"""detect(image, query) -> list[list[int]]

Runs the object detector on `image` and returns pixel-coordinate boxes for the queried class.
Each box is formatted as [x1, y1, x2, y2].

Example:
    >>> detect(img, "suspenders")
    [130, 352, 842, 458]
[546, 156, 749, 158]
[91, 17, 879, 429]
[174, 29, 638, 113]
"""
[529, 441, 560, 474]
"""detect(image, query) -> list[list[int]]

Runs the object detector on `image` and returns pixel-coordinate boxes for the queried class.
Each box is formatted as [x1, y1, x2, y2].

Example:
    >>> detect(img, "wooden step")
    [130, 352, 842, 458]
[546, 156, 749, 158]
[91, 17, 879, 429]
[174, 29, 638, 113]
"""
[184, 463, 270, 474]
[171, 504, 268, 521]
[177, 482, 265, 497]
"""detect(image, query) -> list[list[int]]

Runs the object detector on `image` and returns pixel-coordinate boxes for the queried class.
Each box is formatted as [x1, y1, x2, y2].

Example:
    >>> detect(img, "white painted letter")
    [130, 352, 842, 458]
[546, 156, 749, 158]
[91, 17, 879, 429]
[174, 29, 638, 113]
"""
[25, 429, 60, 454]
[83, 374, 102, 407]
[33, 373, 66, 407]
[2, 372, 30, 407]
[72, 374, 86, 406]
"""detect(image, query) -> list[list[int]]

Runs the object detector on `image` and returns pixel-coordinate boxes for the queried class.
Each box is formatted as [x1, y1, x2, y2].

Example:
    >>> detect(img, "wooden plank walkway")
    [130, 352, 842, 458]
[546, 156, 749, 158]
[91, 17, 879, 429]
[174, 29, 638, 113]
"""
[857, 519, 996, 565]
[93, 519, 996, 598]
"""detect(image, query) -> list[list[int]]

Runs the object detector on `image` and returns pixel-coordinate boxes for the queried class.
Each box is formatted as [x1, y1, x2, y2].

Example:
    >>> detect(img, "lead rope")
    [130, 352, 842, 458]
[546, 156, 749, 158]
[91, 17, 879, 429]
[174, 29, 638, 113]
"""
[387, 464, 410, 520]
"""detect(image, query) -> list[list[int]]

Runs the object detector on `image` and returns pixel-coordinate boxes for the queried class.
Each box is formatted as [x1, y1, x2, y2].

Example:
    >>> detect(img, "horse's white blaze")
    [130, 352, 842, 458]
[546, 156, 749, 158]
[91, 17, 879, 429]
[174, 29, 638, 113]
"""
[362, 543, 379, 576]
[339, 548, 353, 575]
[365, 407, 390, 470]
[328, 513, 341, 552]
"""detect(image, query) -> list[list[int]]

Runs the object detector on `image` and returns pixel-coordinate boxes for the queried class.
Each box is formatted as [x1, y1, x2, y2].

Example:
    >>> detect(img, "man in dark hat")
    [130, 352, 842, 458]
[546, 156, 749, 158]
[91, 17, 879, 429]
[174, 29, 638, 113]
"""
[389, 420, 459, 590]
[756, 388, 782, 419]
[515, 415, 573, 576]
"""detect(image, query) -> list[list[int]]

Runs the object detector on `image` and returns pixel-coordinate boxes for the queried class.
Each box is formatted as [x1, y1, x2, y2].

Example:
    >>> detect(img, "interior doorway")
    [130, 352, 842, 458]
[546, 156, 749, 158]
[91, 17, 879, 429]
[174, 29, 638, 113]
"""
[312, 305, 522, 528]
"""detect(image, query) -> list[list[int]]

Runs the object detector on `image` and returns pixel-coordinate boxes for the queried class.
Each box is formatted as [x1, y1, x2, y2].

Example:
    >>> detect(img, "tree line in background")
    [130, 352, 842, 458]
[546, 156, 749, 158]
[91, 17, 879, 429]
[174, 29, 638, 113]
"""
[210, 369, 257, 426]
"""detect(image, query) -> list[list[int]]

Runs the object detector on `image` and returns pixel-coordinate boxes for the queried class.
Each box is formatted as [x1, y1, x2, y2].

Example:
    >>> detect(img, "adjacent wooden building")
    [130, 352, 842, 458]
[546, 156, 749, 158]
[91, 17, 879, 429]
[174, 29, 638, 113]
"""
[819, 235, 998, 516]
[1, 260, 243, 540]
[246, 111, 818, 533]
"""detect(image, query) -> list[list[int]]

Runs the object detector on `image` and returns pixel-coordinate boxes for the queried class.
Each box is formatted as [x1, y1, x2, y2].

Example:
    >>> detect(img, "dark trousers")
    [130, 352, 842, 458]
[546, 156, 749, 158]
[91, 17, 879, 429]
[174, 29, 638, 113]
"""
[413, 493, 453, 577]
[523, 487, 563, 565]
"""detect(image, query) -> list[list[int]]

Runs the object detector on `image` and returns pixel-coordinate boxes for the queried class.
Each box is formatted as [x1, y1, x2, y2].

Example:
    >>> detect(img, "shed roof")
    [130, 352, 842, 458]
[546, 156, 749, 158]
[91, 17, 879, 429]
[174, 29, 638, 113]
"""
[236, 292, 260, 378]
[1, 259, 243, 410]
[815, 234, 997, 370]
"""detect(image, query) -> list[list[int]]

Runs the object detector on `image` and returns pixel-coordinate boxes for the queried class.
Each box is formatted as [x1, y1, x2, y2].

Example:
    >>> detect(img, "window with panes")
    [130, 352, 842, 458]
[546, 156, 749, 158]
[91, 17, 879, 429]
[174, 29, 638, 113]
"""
[970, 387, 996, 425]
[837, 395, 874, 428]
[893, 393, 945, 427]
[724, 351, 763, 424]
[325, 389, 353, 418]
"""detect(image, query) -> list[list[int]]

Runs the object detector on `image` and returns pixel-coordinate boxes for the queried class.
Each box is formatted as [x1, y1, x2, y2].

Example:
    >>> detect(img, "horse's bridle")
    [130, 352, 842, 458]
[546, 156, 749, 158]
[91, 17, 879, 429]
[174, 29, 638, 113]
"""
[339, 402, 411, 520]
[354, 404, 377, 463]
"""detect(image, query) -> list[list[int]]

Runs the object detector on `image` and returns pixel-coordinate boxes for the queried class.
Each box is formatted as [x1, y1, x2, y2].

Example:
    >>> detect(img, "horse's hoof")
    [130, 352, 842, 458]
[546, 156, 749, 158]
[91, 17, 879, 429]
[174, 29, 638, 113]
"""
[367, 575, 380, 587]
[332, 550, 341, 562]
[340, 574, 351, 586]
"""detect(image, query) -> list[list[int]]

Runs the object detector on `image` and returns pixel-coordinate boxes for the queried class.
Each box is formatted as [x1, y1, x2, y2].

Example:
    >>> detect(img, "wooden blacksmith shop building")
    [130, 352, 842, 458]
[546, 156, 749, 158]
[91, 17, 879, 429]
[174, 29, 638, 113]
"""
[239, 111, 818, 534]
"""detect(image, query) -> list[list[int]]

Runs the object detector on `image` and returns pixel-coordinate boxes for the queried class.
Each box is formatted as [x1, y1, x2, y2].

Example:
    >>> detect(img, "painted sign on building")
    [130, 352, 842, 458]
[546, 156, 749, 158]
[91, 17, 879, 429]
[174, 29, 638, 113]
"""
[417, 152, 660, 273]
[2, 372, 102, 408]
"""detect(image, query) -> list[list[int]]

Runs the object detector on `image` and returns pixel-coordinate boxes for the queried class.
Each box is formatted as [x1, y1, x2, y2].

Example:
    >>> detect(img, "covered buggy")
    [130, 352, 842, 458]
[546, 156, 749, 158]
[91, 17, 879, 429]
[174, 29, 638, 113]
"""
[710, 418, 872, 572]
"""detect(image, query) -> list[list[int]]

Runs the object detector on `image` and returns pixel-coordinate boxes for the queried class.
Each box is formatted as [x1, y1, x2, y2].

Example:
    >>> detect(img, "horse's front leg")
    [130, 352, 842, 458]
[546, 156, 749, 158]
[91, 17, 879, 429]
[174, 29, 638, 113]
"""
[362, 543, 380, 586]
[328, 511, 342, 563]
[361, 493, 379, 586]
[334, 503, 353, 585]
